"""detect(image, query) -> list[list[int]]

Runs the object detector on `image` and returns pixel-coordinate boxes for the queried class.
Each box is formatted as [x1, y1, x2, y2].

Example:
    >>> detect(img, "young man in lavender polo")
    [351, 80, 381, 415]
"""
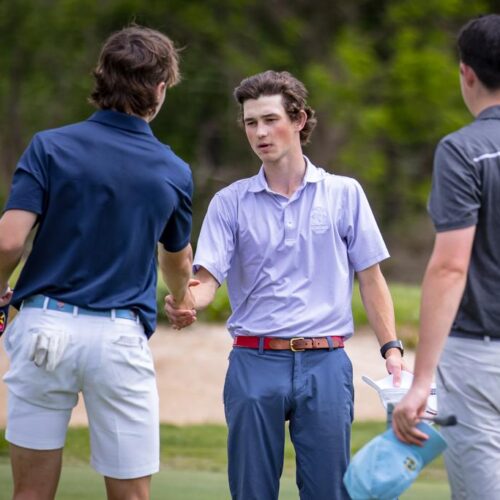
[0, 26, 194, 500]
[166, 70, 404, 500]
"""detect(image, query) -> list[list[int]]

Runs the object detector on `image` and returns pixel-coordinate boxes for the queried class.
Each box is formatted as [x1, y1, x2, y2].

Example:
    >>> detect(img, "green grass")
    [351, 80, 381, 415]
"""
[0, 422, 449, 499]
[352, 282, 421, 347]
[351, 282, 421, 329]
[0, 464, 452, 499]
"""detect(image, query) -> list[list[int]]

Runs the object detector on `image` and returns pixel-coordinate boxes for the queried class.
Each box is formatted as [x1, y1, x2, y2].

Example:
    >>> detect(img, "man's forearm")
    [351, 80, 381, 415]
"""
[0, 210, 37, 292]
[190, 280, 219, 310]
[159, 244, 193, 303]
[358, 265, 397, 346]
[412, 263, 467, 388]
[163, 262, 191, 302]
[0, 240, 25, 291]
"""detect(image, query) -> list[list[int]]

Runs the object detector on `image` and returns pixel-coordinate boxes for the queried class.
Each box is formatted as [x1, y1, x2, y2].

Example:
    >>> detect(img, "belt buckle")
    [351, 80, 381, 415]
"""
[290, 337, 305, 352]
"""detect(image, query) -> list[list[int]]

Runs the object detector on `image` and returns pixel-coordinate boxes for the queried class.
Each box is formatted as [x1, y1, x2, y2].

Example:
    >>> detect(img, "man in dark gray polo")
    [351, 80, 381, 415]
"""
[393, 14, 500, 499]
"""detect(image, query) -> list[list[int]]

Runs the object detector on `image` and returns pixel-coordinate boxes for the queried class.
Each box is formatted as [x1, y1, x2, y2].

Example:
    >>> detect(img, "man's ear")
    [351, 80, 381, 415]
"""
[295, 109, 308, 131]
[460, 62, 476, 88]
[156, 81, 166, 99]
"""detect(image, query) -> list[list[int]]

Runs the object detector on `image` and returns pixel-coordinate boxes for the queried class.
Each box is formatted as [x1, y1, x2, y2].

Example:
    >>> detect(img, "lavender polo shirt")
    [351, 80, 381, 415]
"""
[193, 158, 389, 339]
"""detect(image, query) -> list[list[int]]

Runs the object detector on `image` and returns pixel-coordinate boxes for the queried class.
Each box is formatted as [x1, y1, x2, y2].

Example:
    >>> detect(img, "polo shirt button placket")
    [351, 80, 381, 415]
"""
[284, 206, 296, 246]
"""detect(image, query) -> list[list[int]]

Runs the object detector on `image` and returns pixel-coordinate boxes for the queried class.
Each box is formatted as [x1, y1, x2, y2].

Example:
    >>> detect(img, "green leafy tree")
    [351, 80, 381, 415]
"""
[0, 0, 498, 279]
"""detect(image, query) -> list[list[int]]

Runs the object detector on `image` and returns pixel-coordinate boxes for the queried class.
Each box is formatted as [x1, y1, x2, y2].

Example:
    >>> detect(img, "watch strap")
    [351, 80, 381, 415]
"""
[380, 340, 404, 359]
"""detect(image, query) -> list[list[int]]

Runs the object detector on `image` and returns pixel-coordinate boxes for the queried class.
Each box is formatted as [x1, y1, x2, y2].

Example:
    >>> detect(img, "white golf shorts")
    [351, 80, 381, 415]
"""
[2, 304, 159, 479]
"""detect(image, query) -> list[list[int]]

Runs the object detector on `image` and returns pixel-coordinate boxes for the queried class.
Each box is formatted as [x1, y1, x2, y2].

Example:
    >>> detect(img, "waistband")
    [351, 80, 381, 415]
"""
[450, 331, 500, 342]
[22, 295, 138, 322]
[233, 335, 344, 351]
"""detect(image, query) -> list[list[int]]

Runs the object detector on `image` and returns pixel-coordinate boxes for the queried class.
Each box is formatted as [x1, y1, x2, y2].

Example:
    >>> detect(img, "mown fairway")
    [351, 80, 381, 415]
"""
[0, 422, 450, 499]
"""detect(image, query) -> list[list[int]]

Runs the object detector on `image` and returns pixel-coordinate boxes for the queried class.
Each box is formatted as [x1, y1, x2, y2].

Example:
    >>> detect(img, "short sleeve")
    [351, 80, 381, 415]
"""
[339, 180, 389, 272]
[428, 139, 481, 232]
[4, 134, 48, 215]
[159, 174, 193, 252]
[193, 193, 237, 285]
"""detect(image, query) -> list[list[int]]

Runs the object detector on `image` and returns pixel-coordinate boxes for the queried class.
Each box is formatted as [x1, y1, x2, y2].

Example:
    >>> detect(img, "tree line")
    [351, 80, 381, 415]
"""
[1, 0, 496, 280]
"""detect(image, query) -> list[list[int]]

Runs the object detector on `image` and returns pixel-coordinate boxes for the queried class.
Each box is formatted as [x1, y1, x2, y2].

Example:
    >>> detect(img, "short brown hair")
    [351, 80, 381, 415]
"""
[90, 25, 180, 117]
[233, 70, 317, 145]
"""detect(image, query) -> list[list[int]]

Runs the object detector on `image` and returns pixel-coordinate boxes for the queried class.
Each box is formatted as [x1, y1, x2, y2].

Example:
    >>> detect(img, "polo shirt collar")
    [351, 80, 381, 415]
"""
[88, 109, 154, 135]
[248, 156, 325, 193]
[476, 105, 500, 121]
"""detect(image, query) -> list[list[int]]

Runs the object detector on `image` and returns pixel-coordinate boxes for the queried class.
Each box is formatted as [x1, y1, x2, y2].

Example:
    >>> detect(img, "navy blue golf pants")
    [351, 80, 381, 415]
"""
[223, 345, 354, 500]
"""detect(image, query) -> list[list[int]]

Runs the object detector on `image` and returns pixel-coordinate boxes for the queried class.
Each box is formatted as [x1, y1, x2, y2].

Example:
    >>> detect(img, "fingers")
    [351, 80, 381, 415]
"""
[386, 354, 404, 387]
[392, 413, 429, 446]
[392, 389, 430, 445]
[390, 364, 402, 388]
[170, 314, 197, 330]
[164, 294, 197, 330]
[46, 334, 60, 372]
[46, 331, 70, 371]
[29, 330, 70, 370]
[29, 332, 40, 362]
[0, 287, 13, 307]
[171, 316, 197, 330]
[30, 332, 49, 367]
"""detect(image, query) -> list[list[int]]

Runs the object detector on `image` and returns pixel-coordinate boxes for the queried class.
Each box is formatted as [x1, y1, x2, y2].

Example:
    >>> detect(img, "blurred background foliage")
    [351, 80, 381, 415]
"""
[1, 0, 500, 283]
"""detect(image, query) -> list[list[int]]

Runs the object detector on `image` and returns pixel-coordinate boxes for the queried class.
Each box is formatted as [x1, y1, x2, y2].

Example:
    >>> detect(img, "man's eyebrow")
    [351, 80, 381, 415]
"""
[243, 112, 280, 122]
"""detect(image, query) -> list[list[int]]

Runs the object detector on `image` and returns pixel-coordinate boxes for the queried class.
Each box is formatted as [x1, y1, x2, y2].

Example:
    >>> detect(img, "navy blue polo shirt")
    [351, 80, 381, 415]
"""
[5, 110, 193, 337]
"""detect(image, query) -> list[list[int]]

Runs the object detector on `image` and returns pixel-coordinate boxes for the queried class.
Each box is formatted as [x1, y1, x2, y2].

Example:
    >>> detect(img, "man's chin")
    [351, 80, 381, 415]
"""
[254, 150, 277, 163]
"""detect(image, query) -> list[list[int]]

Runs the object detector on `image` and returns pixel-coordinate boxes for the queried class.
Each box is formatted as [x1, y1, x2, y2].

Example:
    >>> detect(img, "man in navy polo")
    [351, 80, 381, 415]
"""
[0, 26, 194, 499]
[166, 70, 404, 500]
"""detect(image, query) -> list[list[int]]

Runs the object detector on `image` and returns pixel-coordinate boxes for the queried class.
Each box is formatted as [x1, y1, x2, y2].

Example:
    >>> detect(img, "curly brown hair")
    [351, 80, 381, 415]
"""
[233, 70, 317, 145]
[89, 25, 180, 117]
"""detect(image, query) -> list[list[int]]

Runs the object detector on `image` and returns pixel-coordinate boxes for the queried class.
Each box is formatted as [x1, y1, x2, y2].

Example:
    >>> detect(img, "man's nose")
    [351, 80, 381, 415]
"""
[256, 123, 268, 137]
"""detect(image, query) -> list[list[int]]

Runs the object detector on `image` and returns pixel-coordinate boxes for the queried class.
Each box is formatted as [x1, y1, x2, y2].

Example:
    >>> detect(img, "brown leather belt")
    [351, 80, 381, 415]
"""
[233, 335, 344, 351]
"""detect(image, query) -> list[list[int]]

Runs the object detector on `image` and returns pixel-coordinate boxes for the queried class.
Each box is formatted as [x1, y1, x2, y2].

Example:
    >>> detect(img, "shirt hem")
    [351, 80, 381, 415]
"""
[4, 203, 42, 215]
[353, 251, 390, 272]
[192, 260, 224, 285]
[433, 218, 478, 232]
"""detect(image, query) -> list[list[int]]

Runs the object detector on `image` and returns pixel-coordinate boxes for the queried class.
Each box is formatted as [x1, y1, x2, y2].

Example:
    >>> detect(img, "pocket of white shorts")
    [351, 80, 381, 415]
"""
[113, 335, 144, 348]
[99, 333, 154, 396]
[3, 317, 19, 356]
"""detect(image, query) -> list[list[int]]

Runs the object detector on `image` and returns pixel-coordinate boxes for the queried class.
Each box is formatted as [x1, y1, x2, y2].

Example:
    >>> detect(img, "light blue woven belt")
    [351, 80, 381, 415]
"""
[23, 295, 137, 321]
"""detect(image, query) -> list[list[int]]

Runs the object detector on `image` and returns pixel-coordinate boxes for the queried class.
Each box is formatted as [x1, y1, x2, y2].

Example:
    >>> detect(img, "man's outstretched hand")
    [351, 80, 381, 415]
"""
[0, 285, 13, 307]
[164, 279, 199, 330]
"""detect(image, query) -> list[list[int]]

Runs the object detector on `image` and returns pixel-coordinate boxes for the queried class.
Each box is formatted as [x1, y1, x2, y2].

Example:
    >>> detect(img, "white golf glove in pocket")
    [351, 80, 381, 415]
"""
[29, 328, 70, 371]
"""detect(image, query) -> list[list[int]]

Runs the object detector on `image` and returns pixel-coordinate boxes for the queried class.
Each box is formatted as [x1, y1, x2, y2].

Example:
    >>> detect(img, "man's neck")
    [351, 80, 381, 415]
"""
[262, 151, 307, 198]
[469, 89, 500, 117]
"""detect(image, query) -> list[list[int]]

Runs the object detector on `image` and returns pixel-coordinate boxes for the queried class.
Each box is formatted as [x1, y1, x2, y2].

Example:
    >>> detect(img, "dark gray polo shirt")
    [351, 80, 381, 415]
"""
[429, 105, 500, 338]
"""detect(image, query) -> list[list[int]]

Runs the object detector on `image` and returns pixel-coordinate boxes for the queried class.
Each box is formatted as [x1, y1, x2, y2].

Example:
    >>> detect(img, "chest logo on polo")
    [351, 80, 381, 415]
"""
[310, 207, 329, 234]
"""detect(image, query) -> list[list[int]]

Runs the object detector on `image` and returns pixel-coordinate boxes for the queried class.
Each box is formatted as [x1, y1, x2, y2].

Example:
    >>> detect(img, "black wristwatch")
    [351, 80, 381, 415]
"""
[380, 340, 404, 359]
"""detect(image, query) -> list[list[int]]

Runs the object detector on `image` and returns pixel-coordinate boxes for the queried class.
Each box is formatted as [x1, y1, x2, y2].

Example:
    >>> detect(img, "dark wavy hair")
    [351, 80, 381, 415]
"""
[89, 25, 180, 117]
[458, 14, 500, 90]
[233, 70, 317, 145]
